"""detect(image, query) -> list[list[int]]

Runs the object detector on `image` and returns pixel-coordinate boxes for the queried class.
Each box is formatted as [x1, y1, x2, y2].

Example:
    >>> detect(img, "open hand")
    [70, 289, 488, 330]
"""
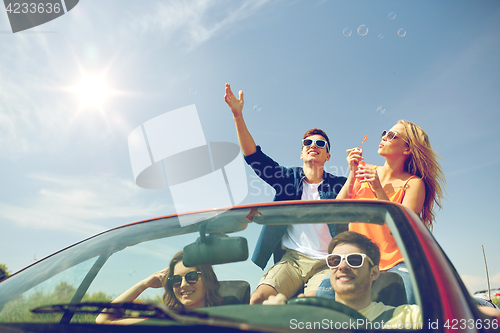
[224, 83, 244, 117]
[246, 208, 262, 222]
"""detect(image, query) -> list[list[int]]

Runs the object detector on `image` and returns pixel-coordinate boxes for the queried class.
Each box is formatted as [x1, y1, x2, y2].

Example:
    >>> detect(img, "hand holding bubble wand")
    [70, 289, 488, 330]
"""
[357, 136, 367, 179]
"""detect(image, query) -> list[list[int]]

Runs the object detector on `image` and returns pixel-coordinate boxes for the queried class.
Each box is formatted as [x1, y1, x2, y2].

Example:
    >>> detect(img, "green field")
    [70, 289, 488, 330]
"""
[0, 281, 162, 323]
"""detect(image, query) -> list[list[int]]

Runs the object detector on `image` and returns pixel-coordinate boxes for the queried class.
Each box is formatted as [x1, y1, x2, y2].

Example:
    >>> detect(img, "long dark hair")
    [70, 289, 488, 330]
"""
[162, 251, 224, 309]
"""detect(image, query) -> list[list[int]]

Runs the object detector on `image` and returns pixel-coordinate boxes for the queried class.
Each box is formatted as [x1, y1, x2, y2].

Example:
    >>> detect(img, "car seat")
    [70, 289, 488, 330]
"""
[371, 271, 407, 307]
[218, 280, 251, 304]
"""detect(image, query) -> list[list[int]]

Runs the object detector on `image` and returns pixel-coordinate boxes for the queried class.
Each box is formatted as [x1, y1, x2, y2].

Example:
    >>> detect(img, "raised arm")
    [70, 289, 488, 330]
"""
[224, 83, 257, 156]
[96, 268, 168, 325]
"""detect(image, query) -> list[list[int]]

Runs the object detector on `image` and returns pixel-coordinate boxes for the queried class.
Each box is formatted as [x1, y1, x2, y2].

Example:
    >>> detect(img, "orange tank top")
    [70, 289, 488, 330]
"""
[349, 166, 417, 270]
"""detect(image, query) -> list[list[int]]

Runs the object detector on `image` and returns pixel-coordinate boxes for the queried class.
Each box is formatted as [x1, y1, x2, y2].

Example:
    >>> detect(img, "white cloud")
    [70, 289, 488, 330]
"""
[0, 28, 128, 158]
[134, 0, 271, 50]
[446, 160, 500, 178]
[0, 63, 122, 159]
[0, 0, 273, 157]
[0, 173, 170, 236]
[461, 271, 500, 295]
[492, 272, 500, 284]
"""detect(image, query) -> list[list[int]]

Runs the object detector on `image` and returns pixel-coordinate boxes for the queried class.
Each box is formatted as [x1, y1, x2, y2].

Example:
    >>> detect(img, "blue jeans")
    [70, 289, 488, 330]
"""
[315, 274, 335, 299]
[315, 262, 415, 304]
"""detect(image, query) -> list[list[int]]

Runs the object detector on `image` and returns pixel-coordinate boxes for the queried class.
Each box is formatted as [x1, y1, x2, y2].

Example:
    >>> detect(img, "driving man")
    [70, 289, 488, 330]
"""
[264, 231, 422, 329]
[224, 83, 347, 304]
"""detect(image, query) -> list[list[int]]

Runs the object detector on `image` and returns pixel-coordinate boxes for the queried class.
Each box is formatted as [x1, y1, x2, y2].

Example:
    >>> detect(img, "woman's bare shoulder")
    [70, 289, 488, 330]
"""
[406, 175, 423, 183]
[405, 175, 425, 190]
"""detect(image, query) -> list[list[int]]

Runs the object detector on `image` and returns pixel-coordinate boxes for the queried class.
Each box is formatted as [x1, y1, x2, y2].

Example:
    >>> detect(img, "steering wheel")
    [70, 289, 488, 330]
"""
[286, 297, 367, 320]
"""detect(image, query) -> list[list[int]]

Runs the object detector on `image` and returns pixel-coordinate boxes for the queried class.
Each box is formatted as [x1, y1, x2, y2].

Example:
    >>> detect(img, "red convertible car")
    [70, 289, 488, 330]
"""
[0, 200, 498, 332]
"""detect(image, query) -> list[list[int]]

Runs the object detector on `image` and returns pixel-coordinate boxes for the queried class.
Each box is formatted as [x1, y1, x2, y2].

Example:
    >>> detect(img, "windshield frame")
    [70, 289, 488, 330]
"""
[0, 200, 461, 329]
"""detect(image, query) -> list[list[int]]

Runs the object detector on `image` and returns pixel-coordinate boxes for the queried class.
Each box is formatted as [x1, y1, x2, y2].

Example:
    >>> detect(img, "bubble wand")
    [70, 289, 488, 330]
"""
[358, 136, 367, 179]
[359, 135, 367, 149]
[358, 136, 367, 165]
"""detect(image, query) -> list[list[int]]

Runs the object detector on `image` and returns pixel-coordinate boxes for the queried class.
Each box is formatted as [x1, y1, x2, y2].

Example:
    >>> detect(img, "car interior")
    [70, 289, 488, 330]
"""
[0, 202, 422, 328]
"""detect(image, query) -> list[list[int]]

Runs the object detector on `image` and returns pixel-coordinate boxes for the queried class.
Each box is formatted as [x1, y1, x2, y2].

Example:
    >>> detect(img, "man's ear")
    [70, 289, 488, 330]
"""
[326, 153, 331, 161]
[370, 265, 380, 282]
[300, 150, 304, 160]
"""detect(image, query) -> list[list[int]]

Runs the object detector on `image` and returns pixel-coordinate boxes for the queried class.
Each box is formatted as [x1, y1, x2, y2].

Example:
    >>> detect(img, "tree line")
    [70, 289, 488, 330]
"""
[0, 264, 10, 281]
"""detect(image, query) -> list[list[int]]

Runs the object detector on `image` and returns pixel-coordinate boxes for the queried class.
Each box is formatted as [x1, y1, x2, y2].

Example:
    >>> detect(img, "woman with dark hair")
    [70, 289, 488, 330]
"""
[96, 251, 223, 325]
[163, 251, 224, 309]
[316, 120, 445, 304]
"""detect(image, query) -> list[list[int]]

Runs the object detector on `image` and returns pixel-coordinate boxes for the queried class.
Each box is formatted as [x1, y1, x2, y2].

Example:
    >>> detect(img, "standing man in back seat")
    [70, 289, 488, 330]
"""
[224, 83, 347, 304]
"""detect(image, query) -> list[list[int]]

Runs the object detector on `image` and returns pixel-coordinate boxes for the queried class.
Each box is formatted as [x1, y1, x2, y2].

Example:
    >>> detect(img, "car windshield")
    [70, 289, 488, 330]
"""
[0, 201, 427, 330]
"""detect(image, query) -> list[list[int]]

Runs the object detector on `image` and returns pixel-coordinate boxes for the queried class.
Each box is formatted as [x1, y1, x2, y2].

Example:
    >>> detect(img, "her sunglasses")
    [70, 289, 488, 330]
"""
[302, 139, 329, 151]
[167, 271, 201, 288]
[381, 130, 405, 143]
[326, 253, 374, 269]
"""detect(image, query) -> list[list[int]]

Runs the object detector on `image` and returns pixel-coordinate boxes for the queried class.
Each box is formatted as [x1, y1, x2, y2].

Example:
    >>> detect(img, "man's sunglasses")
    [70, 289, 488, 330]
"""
[381, 130, 406, 143]
[302, 139, 329, 152]
[167, 271, 201, 289]
[326, 253, 374, 269]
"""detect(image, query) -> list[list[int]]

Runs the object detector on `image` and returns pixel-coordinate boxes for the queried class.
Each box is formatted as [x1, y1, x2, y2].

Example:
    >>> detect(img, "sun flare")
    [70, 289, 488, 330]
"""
[73, 74, 114, 110]
[77, 76, 108, 107]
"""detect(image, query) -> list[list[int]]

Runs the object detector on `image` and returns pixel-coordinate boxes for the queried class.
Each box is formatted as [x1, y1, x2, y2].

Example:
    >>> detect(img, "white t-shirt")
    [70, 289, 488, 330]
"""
[281, 180, 332, 259]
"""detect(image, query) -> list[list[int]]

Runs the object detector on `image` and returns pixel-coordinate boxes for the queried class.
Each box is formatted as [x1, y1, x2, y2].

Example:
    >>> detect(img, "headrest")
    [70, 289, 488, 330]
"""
[371, 271, 408, 307]
[219, 280, 251, 305]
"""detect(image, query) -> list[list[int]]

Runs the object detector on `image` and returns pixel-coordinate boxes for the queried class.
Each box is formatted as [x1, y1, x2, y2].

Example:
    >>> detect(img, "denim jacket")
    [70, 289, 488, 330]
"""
[244, 146, 347, 270]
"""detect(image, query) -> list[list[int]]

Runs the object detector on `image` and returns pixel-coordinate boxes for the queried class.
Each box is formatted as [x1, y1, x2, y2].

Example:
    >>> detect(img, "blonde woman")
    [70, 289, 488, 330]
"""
[316, 120, 445, 304]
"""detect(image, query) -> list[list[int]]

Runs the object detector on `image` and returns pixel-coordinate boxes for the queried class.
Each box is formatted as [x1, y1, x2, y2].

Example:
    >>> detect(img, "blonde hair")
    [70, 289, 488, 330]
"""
[397, 120, 446, 229]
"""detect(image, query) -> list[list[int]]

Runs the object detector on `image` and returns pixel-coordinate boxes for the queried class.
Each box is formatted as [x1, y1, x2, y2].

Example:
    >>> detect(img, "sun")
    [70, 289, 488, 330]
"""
[60, 65, 134, 134]
[72, 74, 114, 110]
[63, 67, 124, 115]
[76, 76, 109, 108]
[60, 67, 132, 134]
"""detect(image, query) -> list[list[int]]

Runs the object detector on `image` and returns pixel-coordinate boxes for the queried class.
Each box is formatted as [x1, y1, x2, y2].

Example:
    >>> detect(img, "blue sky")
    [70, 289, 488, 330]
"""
[0, 0, 499, 294]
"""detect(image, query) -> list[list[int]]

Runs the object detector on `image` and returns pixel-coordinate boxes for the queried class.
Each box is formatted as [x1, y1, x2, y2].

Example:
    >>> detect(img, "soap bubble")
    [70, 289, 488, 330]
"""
[189, 88, 197, 95]
[377, 106, 386, 114]
[357, 25, 368, 36]
[388, 12, 396, 20]
[397, 29, 406, 37]
[378, 34, 384, 39]
[343, 27, 352, 37]
[129, 270, 136, 277]
[253, 104, 261, 112]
